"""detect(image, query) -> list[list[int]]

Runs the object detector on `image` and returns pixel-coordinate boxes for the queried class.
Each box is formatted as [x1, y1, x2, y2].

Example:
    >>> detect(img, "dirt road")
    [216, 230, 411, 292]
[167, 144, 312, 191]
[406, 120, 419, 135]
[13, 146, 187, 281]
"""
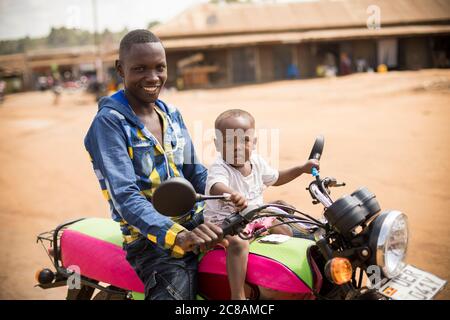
[0, 69, 449, 299]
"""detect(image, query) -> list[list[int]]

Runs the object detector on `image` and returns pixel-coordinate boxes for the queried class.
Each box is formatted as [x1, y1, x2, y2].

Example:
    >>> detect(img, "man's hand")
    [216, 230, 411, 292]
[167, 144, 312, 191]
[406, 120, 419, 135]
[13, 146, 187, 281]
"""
[174, 222, 228, 253]
[302, 159, 320, 174]
[229, 192, 248, 210]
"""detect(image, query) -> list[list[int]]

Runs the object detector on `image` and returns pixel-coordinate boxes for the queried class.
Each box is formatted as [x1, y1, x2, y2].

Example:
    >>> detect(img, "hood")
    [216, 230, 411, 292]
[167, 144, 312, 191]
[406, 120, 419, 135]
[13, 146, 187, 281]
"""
[98, 90, 171, 130]
[98, 90, 143, 129]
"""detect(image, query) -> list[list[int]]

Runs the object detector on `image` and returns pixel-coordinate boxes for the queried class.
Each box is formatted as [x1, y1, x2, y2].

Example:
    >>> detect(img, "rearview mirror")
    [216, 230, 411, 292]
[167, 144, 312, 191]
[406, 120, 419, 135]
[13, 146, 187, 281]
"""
[152, 177, 197, 217]
[308, 135, 325, 161]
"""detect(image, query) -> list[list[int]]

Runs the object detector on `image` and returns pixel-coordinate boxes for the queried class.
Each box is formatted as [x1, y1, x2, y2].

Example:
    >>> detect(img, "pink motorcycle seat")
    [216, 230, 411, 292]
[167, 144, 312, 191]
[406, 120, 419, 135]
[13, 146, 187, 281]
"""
[199, 248, 313, 296]
[60, 219, 145, 293]
[59, 218, 321, 300]
[198, 237, 322, 300]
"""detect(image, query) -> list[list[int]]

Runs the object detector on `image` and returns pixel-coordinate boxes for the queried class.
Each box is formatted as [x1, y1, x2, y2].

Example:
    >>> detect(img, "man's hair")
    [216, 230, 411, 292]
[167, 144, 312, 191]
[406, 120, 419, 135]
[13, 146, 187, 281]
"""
[215, 109, 255, 130]
[119, 29, 161, 59]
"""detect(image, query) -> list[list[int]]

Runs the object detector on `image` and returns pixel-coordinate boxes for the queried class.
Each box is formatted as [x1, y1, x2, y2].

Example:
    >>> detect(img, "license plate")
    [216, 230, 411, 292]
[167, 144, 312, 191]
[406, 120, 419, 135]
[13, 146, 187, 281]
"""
[379, 265, 447, 300]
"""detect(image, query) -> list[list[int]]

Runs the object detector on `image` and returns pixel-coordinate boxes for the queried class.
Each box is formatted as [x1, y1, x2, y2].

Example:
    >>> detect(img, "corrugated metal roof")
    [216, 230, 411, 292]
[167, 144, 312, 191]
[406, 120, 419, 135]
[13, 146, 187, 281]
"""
[161, 25, 450, 50]
[152, 0, 450, 38]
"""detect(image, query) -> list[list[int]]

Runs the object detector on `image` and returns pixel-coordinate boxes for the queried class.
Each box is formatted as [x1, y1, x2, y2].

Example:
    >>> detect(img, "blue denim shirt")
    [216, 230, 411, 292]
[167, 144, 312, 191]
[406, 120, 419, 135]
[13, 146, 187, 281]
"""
[84, 90, 207, 257]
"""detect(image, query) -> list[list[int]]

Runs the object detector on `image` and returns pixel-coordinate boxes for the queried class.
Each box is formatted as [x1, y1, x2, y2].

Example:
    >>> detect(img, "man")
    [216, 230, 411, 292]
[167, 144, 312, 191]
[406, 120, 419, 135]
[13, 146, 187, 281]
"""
[84, 30, 226, 300]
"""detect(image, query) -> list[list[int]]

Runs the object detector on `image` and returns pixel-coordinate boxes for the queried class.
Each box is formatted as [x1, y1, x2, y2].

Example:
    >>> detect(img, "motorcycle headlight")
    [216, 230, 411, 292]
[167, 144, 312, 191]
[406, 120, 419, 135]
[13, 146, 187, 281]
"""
[369, 210, 408, 278]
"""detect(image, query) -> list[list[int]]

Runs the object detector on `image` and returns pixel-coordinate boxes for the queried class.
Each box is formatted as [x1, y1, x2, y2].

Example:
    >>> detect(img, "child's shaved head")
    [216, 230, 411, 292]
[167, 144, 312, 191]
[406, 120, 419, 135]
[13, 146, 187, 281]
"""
[215, 109, 255, 132]
[119, 29, 161, 60]
[214, 109, 256, 167]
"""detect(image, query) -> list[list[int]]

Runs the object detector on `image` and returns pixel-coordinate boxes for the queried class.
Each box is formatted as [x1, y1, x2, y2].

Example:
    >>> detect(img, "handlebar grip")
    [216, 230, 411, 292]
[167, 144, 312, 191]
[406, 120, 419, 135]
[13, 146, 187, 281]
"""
[190, 213, 245, 255]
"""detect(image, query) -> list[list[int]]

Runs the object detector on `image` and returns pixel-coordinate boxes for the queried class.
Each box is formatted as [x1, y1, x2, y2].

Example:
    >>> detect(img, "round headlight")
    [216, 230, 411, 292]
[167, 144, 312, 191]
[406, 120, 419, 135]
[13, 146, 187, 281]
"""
[369, 210, 408, 278]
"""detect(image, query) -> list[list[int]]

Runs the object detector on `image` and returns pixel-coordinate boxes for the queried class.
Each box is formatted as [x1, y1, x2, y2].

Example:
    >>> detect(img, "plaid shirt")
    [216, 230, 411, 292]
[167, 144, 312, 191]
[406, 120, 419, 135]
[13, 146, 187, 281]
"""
[84, 90, 207, 257]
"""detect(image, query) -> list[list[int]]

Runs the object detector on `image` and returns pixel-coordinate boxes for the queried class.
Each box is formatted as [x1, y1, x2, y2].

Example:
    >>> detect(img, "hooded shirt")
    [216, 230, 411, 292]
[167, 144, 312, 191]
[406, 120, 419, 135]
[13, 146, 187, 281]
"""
[84, 90, 207, 257]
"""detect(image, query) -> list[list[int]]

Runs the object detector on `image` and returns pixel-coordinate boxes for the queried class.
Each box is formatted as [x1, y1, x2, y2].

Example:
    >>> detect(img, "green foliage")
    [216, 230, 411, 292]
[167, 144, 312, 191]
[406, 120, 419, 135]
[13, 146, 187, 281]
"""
[47, 27, 94, 47]
[0, 26, 130, 55]
[147, 21, 161, 30]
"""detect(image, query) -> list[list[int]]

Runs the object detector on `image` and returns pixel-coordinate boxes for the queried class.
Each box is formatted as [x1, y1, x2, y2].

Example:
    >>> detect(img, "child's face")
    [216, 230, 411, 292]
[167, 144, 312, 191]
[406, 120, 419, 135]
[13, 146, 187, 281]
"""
[215, 116, 256, 167]
[116, 42, 167, 104]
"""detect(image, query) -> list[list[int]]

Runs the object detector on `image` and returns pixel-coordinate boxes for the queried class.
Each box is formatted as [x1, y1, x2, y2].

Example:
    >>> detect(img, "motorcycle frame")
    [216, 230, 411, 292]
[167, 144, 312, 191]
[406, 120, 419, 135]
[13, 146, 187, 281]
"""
[36, 179, 382, 300]
[36, 218, 129, 299]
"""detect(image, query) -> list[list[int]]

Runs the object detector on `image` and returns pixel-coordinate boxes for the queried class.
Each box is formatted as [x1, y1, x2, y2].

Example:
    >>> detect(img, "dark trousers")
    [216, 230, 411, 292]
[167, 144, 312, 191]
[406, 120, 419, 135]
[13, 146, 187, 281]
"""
[124, 213, 203, 300]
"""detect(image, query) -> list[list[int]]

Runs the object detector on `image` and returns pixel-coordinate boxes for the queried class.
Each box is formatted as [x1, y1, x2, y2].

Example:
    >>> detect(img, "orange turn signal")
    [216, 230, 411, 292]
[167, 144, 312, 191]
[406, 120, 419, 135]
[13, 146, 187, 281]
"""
[325, 257, 353, 285]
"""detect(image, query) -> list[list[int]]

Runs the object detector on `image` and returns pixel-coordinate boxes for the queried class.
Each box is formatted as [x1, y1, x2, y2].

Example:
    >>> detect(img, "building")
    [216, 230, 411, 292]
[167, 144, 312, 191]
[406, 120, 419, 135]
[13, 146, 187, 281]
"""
[0, 45, 118, 92]
[151, 0, 450, 89]
[1, 0, 449, 92]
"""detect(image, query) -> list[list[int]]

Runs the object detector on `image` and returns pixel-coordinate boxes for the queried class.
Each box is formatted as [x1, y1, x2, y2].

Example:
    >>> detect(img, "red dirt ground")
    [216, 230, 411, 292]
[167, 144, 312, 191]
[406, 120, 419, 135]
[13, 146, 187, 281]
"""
[0, 69, 448, 299]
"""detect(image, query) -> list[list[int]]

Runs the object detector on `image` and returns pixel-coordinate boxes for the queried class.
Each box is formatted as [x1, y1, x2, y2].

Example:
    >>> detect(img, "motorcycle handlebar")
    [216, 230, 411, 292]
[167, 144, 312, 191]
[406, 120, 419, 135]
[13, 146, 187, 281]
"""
[192, 203, 324, 254]
[309, 182, 333, 208]
[312, 167, 319, 177]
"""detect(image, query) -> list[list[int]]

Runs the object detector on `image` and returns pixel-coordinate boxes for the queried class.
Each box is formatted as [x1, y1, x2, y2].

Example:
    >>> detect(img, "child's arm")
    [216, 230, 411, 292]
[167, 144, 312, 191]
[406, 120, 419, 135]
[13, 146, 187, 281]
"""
[273, 159, 319, 186]
[210, 182, 248, 209]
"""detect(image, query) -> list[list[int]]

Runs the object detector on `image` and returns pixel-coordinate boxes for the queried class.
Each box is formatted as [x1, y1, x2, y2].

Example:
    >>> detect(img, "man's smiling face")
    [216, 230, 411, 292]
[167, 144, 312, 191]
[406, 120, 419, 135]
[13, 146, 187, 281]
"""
[117, 42, 167, 105]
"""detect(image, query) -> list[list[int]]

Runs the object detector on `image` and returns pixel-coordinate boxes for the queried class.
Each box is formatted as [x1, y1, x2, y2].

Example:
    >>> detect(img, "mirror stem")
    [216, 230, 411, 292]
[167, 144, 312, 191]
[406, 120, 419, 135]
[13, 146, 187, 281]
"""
[196, 193, 231, 202]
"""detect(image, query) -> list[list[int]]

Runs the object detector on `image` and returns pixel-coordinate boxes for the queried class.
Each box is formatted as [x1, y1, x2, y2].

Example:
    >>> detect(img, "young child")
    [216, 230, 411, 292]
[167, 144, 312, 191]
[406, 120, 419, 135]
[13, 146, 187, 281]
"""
[204, 109, 319, 300]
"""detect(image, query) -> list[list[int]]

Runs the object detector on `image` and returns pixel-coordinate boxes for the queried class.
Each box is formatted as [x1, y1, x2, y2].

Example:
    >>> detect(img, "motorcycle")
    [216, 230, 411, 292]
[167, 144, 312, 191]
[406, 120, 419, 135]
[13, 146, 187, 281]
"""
[35, 136, 446, 300]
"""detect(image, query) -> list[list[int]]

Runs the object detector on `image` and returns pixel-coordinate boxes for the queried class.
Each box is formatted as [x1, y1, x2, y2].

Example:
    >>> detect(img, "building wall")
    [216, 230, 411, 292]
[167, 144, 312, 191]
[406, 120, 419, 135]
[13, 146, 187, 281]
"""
[297, 40, 379, 77]
[166, 51, 191, 87]
[430, 35, 450, 68]
[352, 40, 377, 70]
[257, 45, 274, 82]
[399, 37, 431, 70]
[166, 49, 231, 88]
[230, 47, 256, 84]
[272, 45, 293, 80]
[297, 43, 316, 78]
[204, 49, 229, 85]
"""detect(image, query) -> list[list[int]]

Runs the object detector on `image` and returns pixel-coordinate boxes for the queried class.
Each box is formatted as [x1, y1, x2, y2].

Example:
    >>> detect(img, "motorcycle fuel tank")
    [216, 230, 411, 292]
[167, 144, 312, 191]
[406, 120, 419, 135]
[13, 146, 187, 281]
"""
[198, 236, 322, 300]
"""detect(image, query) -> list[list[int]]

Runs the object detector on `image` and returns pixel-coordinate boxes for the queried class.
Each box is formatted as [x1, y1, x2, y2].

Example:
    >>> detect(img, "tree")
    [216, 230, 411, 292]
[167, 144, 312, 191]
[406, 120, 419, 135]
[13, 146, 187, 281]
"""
[147, 21, 161, 30]
[101, 28, 114, 44]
